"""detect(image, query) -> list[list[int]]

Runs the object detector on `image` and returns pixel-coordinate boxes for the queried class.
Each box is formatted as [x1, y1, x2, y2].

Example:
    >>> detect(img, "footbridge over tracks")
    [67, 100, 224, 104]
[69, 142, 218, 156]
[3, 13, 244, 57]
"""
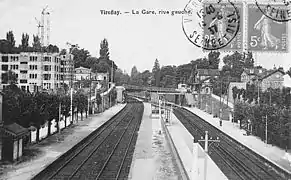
[124, 84, 198, 106]
[123, 84, 179, 93]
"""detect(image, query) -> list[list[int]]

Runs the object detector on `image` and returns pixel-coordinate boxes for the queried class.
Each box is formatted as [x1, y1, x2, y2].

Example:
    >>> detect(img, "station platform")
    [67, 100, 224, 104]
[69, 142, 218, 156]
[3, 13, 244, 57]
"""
[164, 110, 228, 180]
[185, 106, 291, 174]
[0, 104, 126, 180]
[129, 103, 181, 180]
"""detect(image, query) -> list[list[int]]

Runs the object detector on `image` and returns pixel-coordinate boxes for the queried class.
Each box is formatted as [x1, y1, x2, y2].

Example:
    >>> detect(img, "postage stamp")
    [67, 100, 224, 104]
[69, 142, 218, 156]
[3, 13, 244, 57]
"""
[247, 4, 288, 52]
[255, 0, 291, 22]
[182, 0, 241, 50]
[203, 2, 243, 51]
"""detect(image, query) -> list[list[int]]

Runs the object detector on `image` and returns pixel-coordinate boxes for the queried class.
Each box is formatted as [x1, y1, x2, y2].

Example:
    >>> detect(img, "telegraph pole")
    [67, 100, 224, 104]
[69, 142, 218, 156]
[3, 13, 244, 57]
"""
[265, 115, 268, 144]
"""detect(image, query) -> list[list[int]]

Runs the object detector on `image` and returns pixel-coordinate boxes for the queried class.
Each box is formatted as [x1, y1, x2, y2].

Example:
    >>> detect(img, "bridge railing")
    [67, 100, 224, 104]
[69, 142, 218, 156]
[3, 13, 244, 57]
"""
[123, 84, 177, 92]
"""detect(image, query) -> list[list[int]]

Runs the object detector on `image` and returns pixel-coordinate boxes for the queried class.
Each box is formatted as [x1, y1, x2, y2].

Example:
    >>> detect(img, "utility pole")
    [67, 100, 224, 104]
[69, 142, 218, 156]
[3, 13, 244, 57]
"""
[269, 89, 271, 106]
[265, 115, 268, 144]
[226, 74, 230, 107]
[219, 78, 223, 126]
[257, 76, 260, 105]
[89, 71, 92, 115]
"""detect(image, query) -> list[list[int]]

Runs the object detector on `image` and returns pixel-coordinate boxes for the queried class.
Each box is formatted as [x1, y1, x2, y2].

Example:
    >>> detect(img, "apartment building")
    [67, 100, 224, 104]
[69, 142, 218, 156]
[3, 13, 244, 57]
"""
[60, 54, 74, 88]
[0, 52, 73, 92]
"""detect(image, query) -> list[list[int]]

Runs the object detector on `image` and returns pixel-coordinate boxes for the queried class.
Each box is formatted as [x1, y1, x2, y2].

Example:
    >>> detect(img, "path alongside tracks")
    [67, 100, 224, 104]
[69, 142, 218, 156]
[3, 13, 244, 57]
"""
[32, 99, 144, 180]
[174, 107, 290, 180]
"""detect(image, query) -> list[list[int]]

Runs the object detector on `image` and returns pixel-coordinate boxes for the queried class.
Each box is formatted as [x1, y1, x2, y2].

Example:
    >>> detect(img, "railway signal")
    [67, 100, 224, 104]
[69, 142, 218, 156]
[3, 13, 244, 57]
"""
[198, 131, 220, 153]
[193, 131, 220, 180]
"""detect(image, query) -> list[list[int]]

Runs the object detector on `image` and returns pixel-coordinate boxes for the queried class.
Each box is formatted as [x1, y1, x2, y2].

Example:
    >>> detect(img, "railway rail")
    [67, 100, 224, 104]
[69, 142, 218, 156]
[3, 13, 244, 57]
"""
[174, 107, 290, 180]
[32, 98, 144, 180]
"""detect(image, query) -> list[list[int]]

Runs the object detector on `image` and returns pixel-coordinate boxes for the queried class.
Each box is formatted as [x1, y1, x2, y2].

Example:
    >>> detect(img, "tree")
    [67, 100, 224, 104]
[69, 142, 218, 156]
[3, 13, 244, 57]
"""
[222, 51, 245, 81]
[0, 39, 12, 53]
[3, 84, 22, 125]
[20, 33, 29, 51]
[60, 49, 67, 55]
[71, 48, 90, 68]
[208, 51, 220, 69]
[99, 38, 110, 61]
[176, 63, 192, 85]
[32, 35, 41, 52]
[31, 92, 49, 142]
[131, 66, 139, 78]
[93, 60, 110, 73]
[287, 67, 291, 78]
[141, 70, 152, 86]
[152, 59, 161, 86]
[85, 56, 99, 69]
[115, 69, 130, 86]
[6, 31, 15, 47]
[244, 51, 255, 69]
[97, 39, 117, 81]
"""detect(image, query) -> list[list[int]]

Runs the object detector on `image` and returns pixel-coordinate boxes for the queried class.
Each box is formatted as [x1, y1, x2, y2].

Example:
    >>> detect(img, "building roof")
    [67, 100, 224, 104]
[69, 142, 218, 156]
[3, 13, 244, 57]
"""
[197, 69, 220, 76]
[75, 66, 90, 71]
[242, 68, 267, 76]
[250, 68, 285, 81]
[200, 76, 212, 83]
[4, 123, 29, 137]
[259, 68, 285, 80]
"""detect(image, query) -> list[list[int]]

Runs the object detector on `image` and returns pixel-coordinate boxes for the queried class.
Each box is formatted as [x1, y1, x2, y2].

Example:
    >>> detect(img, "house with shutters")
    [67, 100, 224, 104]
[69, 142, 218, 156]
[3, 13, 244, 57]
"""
[241, 66, 285, 92]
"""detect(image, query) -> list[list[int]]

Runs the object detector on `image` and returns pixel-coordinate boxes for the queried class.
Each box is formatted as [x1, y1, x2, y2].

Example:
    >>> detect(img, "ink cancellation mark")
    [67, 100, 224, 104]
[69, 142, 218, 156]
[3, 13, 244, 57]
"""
[255, 0, 291, 22]
[182, 0, 241, 51]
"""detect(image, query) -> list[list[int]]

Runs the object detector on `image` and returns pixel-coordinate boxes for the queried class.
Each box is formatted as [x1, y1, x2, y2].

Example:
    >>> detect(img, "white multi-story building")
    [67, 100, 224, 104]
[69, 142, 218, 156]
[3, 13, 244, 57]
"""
[60, 53, 74, 88]
[0, 52, 73, 92]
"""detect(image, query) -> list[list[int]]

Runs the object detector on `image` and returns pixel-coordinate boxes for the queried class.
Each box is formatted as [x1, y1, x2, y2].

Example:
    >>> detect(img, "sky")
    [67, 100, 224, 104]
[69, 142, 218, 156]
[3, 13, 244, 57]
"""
[0, 0, 290, 74]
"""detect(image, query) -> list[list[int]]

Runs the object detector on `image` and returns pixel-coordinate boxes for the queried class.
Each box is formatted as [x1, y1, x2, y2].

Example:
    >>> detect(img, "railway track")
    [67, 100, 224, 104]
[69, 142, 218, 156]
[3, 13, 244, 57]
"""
[32, 98, 144, 180]
[174, 107, 290, 180]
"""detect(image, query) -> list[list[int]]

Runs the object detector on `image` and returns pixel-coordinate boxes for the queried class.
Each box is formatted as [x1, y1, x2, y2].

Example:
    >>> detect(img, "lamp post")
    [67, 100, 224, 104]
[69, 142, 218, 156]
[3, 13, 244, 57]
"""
[66, 42, 79, 124]
[219, 78, 223, 126]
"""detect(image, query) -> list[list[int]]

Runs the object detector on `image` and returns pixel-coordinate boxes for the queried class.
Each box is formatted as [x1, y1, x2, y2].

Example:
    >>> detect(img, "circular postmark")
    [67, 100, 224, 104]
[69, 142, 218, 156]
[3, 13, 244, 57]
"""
[255, 0, 291, 22]
[182, 0, 241, 50]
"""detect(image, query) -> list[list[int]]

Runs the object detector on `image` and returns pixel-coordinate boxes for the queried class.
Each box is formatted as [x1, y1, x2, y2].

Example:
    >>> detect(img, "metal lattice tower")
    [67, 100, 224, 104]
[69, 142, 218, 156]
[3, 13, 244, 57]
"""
[46, 11, 50, 46]
[39, 5, 50, 47]
[41, 8, 45, 46]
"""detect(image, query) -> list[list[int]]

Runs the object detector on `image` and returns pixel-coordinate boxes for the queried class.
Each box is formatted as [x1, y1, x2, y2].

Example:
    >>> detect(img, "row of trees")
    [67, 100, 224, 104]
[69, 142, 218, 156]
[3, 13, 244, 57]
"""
[69, 39, 117, 83]
[234, 101, 291, 150]
[113, 51, 257, 91]
[3, 84, 88, 143]
[232, 85, 291, 108]
[232, 85, 291, 150]
[0, 31, 59, 53]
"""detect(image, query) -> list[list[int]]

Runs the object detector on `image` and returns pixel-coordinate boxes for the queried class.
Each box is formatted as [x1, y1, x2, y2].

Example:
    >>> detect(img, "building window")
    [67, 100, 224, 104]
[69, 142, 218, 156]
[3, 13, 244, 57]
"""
[20, 79, 27, 83]
[20, 62, 28, 64]
[1, 65, 8, 71]
[44, 74, 51, 80]
[1, 73, 8, 84]
[20, 70, 28, 74]
[2, 56, 8, 62]
[44, 65, 51, 71]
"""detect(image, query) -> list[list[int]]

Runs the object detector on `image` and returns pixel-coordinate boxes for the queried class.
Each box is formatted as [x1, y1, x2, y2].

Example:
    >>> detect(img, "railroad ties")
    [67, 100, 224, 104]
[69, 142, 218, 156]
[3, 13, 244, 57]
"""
[174, 107, 290, 180]
[32, 97, 144, 180]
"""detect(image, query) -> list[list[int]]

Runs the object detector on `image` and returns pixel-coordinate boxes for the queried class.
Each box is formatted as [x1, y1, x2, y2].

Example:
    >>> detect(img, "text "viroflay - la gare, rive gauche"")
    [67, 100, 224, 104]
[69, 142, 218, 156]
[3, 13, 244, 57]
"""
[100, 9, 156, 16]
[100, 9, 191, 16]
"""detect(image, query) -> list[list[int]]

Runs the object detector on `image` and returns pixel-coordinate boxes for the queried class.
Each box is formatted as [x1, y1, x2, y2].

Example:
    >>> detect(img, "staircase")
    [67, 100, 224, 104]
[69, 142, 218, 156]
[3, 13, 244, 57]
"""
[185, 93, 195, 106]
